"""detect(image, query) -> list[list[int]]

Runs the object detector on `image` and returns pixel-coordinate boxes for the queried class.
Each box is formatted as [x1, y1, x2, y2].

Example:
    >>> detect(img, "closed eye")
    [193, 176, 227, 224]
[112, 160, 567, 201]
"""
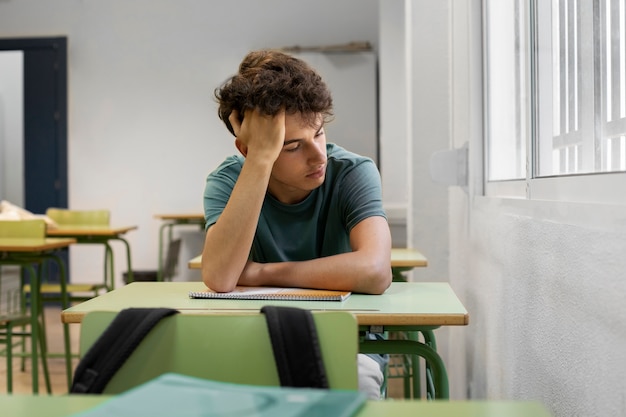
[284, 142, 301, 152]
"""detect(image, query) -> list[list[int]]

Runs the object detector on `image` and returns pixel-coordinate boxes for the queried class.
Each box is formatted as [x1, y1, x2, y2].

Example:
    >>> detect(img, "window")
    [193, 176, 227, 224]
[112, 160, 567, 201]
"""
[484, 0, 626, 202]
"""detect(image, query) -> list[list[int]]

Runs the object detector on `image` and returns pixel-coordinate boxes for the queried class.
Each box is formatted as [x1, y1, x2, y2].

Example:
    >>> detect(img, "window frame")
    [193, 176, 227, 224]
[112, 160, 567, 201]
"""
[483, 0, 626, 206]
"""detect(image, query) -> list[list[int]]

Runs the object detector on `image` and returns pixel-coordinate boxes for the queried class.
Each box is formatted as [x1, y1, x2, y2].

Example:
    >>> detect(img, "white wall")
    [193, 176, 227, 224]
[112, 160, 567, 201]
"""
[0, 0, 394, 284]
[378, 0, 451, 284]
[379, 1, 411, 245]
[408, 0, 450, 284]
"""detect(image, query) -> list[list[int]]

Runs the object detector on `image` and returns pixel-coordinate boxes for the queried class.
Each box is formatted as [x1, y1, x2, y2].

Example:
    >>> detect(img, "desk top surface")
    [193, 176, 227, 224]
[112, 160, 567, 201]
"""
[188, 247, 428, 270]
[61, 281, 468, 327]
[46, 225, 138, 237]
[0, 395, 552, 417]
[154, 213, 205, 221]
[389, 247, 428, 267]
[0, 237, 76, 252]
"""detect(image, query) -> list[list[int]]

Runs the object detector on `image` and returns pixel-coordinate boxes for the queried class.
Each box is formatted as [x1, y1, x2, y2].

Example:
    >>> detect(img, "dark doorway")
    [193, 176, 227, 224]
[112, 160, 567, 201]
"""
[0, 37, 68, 213]
[1, 37, 69, 287]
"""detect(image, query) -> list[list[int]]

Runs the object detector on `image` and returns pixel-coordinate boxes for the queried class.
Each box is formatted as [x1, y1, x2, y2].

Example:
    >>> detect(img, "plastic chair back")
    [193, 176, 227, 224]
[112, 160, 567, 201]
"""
[163, 239, 182, 281]
[0, 219, 46, 239]
[78, 311, 359, 394]
[45, 208, 110, 226]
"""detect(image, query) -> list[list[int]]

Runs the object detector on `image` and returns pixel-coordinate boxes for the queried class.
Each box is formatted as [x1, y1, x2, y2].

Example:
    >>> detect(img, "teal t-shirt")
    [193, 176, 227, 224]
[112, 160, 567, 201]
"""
[203, 143, 386, 263]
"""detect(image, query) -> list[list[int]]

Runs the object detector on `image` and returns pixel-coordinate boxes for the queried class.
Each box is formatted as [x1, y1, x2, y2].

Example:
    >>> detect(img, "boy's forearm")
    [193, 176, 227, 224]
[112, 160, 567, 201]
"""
[244, 251, 392, 295]
[201, 158, 273, 292]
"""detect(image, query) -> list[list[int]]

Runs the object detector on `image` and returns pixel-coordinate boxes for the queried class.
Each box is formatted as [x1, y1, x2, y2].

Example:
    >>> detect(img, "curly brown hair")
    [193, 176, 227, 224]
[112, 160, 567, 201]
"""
[215, 49, 334, 136]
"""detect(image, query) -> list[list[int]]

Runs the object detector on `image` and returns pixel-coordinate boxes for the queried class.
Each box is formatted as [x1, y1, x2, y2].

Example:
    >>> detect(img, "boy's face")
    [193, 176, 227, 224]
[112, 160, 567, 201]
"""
[267, 113, 327, 205]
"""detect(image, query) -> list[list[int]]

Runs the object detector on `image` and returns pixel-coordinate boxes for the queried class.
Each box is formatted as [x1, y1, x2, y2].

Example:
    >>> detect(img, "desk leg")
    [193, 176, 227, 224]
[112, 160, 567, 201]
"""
[359, 338, 449, 400]
[420, 330, 437, 399]
[21, 263, 47, 394]
[113, 237, 133, 285]
[85, 237, 131, 288]
[23, 264, 39, 394]
[391, 267, 412, 282]
[44, 253, 73, 390]
[3, 258, 53, 394]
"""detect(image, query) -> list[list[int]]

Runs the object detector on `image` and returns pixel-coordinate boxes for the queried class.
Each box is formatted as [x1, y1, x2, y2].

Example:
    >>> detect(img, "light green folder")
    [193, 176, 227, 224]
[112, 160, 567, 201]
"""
[69, 373, 367, 417]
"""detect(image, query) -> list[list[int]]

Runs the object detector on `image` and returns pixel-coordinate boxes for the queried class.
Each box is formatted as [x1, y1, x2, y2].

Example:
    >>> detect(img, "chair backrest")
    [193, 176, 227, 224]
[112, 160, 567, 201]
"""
[78, 310, 359, 394]
[0, 219, 46, 239]
[0, 285, 26, 321]
[45, 208, 110, 226]
[163, 239, 182, 281]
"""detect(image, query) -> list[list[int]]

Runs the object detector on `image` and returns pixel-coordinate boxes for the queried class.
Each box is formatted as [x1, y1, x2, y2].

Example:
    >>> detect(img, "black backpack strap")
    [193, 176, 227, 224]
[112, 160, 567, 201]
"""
[71, 307, 179, 394]
[261, 306, 329, 389]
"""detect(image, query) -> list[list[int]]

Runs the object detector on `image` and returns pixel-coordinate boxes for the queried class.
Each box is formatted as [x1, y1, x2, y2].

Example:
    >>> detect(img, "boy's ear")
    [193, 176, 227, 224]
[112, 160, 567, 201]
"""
[235, 139, 248, 157]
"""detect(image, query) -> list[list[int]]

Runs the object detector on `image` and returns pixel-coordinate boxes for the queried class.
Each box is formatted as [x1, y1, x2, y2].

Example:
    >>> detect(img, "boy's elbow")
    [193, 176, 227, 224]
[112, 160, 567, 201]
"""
[363, 262, 392, 295]
[370, 273, 392, 295]
[202, 269, 237, 293]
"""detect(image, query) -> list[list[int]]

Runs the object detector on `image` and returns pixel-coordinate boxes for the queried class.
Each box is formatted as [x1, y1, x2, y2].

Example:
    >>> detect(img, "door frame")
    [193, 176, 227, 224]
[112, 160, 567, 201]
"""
[0, 36, 68, 212]
[0, 37, 69, 285]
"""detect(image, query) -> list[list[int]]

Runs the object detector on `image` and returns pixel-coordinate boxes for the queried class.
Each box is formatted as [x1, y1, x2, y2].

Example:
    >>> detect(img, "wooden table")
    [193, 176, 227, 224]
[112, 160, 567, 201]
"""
[154, 213, 205, 281]
[61, 281, 467, 399]
[0, 394, 553, 417]
[0, 237, 76, 393]
[47, 225, 137, 288]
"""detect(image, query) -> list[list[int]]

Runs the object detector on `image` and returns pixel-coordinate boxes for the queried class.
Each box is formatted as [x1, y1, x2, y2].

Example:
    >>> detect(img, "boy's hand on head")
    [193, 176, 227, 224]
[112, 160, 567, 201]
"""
[230, 108, 285, 163]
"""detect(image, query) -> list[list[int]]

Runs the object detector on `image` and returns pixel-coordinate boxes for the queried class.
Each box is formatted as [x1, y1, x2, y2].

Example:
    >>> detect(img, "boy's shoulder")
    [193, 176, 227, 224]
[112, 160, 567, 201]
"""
[326, 143, 375, 169]
[210, 155, 245, 176]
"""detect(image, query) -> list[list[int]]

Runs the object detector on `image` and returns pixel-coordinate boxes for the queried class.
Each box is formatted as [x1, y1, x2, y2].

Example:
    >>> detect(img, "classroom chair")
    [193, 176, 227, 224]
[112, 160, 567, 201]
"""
[76, 310, 359, 394]
[123, 238, 181, 284]
[39, 208, 112, 301]
[0, 280, 52, 393]
[161, 238, 182, 281]
[0, 219, 52, 393]
[21, 209, 110, 383]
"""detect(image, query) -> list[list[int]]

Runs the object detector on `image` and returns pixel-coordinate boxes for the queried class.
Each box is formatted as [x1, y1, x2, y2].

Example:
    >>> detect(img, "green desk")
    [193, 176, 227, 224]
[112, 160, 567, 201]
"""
[62, 281, 468, 399]
[0, 237, 76, 393]
[189, 248, 429, 397]
[154, 214, 205, 282]
[188, 248, 429, 397]
[46, 225, 137, 289]
[0, 394, 553, 417]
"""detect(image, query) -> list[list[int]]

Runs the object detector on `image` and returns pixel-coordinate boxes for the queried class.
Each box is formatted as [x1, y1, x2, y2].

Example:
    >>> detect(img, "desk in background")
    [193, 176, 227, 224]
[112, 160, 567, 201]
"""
[0, 394, 553, 417]
[154, 213, 205, 281]
[0, 237, 76, 392]
[388, 247, 427, 281]
[61, 281, 467, 399]
[47, 225, 137, 289]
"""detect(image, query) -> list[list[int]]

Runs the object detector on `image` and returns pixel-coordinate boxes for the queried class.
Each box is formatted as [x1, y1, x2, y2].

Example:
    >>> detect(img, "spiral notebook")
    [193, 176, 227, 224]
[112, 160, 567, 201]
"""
[188, 286, 351, 301]
[69, 373, 367, 417]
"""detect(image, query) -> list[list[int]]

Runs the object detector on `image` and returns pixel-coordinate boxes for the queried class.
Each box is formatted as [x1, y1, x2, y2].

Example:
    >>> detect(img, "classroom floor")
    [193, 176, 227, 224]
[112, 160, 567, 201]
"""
[1, 306, 406, 398]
